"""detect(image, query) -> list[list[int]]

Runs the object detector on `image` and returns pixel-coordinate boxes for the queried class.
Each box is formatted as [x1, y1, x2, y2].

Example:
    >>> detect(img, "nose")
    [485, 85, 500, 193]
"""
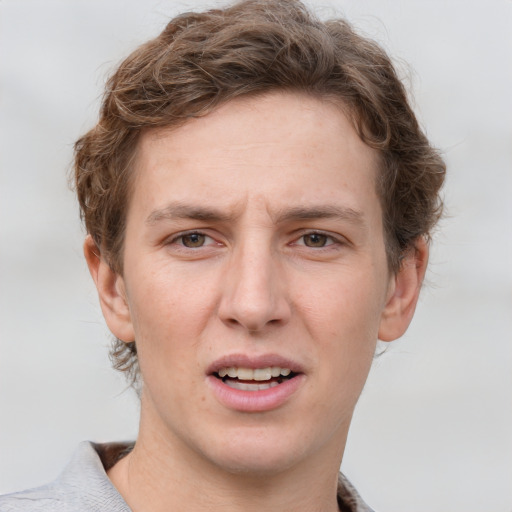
[217, 242, 291, 333]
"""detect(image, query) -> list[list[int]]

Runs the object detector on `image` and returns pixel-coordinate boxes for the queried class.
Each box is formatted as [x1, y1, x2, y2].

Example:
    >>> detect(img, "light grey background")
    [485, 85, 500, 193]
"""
[1, 1, 511, 511]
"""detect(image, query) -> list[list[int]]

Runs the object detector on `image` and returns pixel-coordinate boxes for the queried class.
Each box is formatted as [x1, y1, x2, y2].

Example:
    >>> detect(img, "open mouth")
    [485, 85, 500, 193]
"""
[214, 366, 297, 391]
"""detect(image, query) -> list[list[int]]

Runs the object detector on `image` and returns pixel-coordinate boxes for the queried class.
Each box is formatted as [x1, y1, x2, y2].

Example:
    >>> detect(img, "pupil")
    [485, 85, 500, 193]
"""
[183, 233, 205, 247]
[305, 233, 326, 247]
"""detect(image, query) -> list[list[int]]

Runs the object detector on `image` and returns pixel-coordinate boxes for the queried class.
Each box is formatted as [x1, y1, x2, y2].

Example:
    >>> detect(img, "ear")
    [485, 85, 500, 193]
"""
[378, 237, 429, 342]
[83, 235, 135, 342]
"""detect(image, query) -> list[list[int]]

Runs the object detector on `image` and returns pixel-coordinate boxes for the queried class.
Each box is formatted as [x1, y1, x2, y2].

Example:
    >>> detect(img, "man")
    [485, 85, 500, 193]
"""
[0, 1, 445, 511]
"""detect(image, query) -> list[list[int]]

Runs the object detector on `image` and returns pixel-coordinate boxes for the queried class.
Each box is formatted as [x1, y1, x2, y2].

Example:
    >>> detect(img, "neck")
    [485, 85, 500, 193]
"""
[108, 414, 347, 512]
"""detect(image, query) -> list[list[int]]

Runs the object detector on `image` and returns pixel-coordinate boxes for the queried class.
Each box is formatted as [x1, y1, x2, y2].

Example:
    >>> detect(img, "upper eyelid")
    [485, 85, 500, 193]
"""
[171, 229, 207, 238]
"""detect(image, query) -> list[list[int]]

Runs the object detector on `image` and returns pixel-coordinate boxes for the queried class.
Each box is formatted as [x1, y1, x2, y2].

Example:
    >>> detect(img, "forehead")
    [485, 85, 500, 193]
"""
[130, 92, 381, 224]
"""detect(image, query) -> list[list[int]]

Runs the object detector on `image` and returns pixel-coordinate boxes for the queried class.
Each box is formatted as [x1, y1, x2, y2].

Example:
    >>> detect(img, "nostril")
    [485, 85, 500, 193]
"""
[220, 309, 289, 333]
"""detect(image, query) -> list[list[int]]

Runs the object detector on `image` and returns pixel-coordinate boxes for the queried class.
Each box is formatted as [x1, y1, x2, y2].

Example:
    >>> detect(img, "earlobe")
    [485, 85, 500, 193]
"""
[378, 237, 429, 342]
[83, 235, 135, 342]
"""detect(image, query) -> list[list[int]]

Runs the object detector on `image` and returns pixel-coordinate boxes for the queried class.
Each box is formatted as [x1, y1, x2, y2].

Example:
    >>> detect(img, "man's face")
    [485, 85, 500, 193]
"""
[111, 92, 398, 474]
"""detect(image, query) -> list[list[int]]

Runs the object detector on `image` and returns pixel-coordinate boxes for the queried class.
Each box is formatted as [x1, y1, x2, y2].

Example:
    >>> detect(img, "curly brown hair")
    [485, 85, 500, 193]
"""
[74, 0, 445, 384]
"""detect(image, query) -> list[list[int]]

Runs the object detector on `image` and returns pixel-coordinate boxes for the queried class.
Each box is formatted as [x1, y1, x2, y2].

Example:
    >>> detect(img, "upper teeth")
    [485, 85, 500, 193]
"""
[217, 367, 291, 380]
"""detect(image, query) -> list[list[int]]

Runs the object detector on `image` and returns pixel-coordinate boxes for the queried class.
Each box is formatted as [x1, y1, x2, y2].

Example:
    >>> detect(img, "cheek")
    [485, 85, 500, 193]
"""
[294, 266, 387, 404]
[127, 258, 216, 328]
[123, 263, 226, 401]
[294, 276, 382, 439]
[297, 267, 386, 342]
[128, 273, 206, 402]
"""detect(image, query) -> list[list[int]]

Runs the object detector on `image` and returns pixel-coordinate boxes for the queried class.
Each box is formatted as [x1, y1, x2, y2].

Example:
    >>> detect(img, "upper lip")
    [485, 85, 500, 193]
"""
[206, 353, 304, 375]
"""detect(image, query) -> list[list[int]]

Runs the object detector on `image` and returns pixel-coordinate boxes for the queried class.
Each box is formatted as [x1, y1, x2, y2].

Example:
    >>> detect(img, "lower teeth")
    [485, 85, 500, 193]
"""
[224, 380, 280, 391]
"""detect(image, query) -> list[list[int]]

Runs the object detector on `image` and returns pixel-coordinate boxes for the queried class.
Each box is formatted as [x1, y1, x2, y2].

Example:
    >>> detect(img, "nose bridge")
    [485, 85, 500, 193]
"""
[218, 233, 289, 332]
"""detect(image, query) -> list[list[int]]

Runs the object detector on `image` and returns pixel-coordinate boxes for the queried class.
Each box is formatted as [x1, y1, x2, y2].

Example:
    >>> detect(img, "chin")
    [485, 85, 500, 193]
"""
[210, 450, 300, 477]
[199, 425, 313, 476]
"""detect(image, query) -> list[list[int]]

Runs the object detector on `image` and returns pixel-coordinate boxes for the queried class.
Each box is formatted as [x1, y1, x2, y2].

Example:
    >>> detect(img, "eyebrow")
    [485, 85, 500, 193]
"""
[146, 202, 366, 228]
[272, 205, 366, 227]
[146, 202, 236, 225]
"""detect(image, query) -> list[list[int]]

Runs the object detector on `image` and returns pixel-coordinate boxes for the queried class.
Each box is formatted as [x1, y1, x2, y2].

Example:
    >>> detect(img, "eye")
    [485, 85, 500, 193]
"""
[181, 232, 207, 248]
[169, 231, 217, 249]
[299, 232, 334, 248]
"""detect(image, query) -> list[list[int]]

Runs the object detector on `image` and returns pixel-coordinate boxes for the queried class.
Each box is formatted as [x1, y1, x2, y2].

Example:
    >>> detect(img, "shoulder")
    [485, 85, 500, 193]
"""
[0, 442, 133, 512]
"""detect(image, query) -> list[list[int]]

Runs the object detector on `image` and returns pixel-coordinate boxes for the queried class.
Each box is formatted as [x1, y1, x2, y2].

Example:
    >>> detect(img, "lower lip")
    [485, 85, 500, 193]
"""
[207, 374, 305, 412]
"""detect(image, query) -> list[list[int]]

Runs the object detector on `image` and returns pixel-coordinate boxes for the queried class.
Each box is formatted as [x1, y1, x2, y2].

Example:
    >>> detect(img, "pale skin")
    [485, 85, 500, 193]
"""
[85, 92, 428, 512]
